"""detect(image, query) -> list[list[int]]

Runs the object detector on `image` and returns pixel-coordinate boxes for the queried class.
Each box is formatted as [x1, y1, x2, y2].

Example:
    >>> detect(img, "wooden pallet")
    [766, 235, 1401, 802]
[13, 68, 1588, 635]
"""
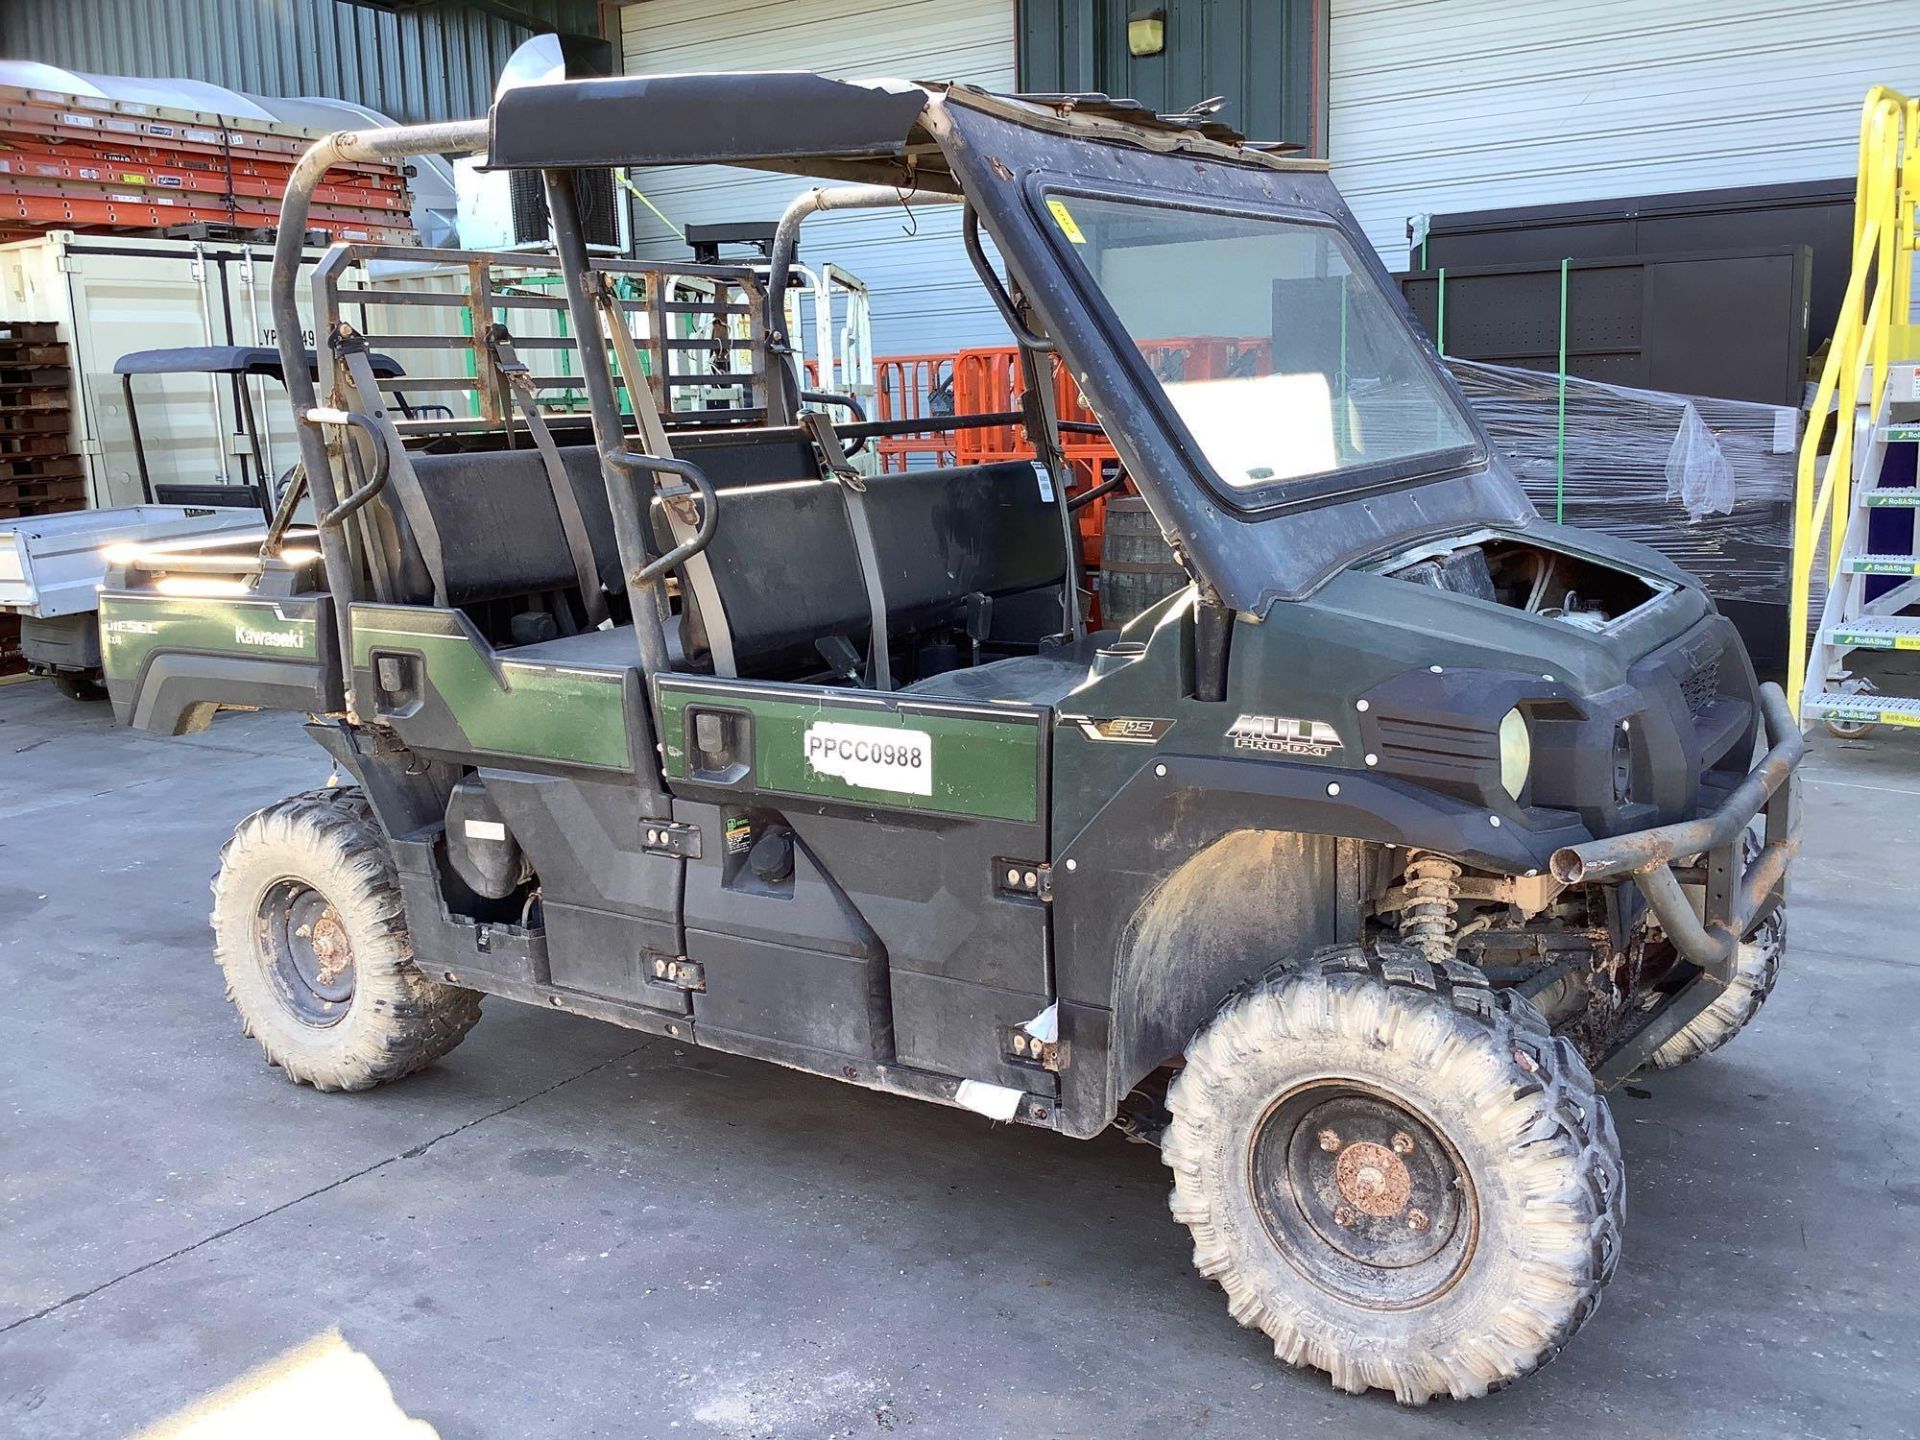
[0, 344, 67, 369]
[0, 612, 22, 678]
[0, 473, 84, 507]
[0, 451, 80, 480]
[0, 433, 74, 458]
[0, 326, 79, 523]
[0, 493, 85, 520]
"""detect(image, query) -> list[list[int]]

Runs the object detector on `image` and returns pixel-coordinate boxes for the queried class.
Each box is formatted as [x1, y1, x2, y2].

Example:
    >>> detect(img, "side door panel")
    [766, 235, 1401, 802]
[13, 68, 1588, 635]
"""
[656, 675, 1054, 1091]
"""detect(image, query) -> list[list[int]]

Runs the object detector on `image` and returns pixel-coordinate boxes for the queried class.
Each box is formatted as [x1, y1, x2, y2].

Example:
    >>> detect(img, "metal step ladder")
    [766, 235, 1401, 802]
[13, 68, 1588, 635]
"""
[1789, 84, 1919, 737]
[1803, 367, 1920, 733]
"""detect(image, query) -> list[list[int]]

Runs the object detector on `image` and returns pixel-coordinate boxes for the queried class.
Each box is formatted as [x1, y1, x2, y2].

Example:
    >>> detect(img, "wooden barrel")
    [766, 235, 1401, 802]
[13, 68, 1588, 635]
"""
[1100, 497, 1188, 626]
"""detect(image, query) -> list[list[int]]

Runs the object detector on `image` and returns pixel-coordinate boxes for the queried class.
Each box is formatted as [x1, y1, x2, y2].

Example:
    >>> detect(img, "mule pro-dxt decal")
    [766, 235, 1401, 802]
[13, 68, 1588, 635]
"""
[1226, 713, 1344, 758]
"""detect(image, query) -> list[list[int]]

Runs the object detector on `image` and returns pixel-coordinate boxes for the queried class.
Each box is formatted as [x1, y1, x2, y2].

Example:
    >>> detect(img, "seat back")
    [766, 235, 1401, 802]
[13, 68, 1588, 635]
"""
[384, 445, 622, 611]
[677, 436, 821, 489]
[686, 460, 1067, 676]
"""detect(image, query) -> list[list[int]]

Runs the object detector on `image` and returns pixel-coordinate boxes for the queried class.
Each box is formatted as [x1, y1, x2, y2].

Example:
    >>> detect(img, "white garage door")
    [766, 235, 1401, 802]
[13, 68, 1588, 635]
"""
[1330, 0, 1911, 270]
[618, 0, 1017, 358]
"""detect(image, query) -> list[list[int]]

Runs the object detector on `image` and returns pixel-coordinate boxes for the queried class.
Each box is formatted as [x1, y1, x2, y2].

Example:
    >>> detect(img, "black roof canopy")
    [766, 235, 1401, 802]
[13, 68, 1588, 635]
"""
[114, 346, 405, 379]
[486, 72, 943, 182]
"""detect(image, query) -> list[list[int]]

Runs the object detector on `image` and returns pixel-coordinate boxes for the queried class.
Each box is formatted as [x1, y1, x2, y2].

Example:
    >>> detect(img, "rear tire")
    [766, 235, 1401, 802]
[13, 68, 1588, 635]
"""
[211, 787, 481, 1091]
[1163, 944, 1623, 1404]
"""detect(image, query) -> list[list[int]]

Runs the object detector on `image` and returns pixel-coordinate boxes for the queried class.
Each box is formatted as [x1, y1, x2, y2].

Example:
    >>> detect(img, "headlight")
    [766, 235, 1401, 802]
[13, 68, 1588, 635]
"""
[1498, 707, 1531, 800]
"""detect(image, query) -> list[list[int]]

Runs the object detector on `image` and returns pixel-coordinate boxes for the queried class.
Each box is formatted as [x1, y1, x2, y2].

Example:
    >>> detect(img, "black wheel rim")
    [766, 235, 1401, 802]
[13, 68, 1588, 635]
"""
[1249, 1082, 1478, 1310]
[256, 879, 355, 1027]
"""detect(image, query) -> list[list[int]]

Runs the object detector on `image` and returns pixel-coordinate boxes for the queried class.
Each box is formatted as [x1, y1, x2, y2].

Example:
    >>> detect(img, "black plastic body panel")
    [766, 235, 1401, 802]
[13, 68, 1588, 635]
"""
[20, 612, 100, 674]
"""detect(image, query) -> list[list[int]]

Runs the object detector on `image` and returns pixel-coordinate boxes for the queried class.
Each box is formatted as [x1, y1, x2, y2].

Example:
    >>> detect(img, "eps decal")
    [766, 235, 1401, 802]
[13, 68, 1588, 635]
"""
[803, 720, 933, 796]
[1227, 713, 1344, 758]
[1069, 715, 1175, 744]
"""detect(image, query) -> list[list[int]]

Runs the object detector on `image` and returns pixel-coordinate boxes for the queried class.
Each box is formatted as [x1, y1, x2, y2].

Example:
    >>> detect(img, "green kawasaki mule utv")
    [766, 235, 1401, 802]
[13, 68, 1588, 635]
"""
[97, 76, 1803, 1403]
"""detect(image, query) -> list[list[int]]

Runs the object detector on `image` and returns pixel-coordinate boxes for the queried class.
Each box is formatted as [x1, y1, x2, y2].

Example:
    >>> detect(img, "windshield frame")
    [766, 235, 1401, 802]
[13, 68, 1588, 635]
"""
[1026, 176, 1488, 514]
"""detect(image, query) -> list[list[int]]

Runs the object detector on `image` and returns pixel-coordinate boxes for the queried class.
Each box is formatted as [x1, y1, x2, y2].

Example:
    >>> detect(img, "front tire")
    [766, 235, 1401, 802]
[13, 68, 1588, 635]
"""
[211, 788, 481, 1091]
[1163, 945, 1623, 1404]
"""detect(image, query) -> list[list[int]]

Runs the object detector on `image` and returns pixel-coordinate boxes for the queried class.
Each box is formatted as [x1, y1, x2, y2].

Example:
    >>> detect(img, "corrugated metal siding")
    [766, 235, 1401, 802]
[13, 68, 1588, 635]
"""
[1020, 0, 1327, 154]
[1330, 0, 1908, 270]
[0, 0, 601, 124]
[620, 0, 1018, 357]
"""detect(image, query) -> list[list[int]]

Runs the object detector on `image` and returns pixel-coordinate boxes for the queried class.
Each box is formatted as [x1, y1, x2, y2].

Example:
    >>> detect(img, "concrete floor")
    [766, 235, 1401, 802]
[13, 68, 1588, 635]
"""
[0, 677, 1915, 1439]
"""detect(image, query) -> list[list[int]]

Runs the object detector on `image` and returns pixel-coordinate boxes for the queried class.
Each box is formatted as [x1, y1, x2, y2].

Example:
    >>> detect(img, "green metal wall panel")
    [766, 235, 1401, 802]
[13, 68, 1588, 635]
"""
[1018, 0, 1326, 155]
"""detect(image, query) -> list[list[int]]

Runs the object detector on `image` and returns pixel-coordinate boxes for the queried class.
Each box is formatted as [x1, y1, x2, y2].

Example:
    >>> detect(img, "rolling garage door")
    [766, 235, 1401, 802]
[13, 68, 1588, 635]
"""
[618, 0, 1017, 356]
[1330, 0, 1910, 270]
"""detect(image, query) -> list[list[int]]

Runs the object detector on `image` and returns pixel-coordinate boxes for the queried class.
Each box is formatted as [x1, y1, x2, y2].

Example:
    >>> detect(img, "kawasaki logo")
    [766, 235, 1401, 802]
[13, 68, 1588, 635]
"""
[1227, 713, 1343, 758]
[235, 623, 303, 650]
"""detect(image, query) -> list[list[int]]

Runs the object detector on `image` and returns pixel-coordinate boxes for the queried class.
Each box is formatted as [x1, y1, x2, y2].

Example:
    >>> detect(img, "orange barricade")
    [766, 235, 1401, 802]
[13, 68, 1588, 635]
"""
[872, 353, 957, 471]
[876, 334, 1264, 616]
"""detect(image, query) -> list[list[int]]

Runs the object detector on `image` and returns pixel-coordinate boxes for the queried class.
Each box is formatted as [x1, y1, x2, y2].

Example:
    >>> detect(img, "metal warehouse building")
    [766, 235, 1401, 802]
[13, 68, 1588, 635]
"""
[0, 0, 1907, 351]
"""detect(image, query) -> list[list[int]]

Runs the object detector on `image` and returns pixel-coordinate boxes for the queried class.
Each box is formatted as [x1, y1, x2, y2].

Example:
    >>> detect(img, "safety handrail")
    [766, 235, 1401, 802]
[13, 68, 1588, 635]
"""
[1788, 86, 1918, 717]
[604, 449, 720, 588]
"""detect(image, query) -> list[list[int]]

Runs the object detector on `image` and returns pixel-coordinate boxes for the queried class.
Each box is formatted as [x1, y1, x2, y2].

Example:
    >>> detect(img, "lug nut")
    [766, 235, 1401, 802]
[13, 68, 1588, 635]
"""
[1333, 1204, 1357, 1229]
[1407, 1208, 1430, 1232]
[1390, 1131, 1414, 1155]
[1317, 1128, 1341, 1152]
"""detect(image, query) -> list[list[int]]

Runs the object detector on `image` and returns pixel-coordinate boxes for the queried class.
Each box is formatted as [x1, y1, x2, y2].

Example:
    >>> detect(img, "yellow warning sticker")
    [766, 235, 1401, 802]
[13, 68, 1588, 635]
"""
[1046, 198, 1087, 244]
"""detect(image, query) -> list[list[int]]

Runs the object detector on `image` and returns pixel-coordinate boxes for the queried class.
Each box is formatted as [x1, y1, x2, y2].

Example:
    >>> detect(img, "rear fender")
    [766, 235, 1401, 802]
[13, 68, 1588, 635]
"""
[99, 590, 342, 733]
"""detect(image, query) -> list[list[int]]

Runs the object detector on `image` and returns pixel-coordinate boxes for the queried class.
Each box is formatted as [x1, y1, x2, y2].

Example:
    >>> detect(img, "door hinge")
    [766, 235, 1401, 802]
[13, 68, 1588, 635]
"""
[995, 858, 1052, 901]
[1001, 1024, 1066, 1071]
[642, 819, 702, 858]
[647, 954, 705, 992]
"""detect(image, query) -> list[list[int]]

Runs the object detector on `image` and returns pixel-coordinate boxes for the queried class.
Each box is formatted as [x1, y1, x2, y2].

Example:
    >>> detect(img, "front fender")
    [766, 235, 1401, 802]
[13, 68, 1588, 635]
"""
[1048, 751, 1592, 1138]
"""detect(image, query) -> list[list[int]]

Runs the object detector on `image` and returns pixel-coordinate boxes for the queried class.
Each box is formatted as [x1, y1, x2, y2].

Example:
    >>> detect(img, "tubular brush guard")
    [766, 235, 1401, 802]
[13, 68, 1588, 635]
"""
[1549, 682, 1804, 1084]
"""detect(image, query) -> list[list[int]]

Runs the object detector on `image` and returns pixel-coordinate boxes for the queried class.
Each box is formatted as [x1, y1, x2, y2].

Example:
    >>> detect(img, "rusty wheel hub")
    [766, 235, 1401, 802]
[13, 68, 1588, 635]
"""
[1333, 1140, 1413, 1217]
[1251, 1084, 1477, 1308]
[307, 911, 352, 987]
[257, 880, 356, 1027]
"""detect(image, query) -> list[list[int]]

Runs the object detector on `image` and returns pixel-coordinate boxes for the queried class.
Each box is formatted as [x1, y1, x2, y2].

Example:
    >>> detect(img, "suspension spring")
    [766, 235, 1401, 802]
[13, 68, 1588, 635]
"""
[1400, 850, 1463, 963]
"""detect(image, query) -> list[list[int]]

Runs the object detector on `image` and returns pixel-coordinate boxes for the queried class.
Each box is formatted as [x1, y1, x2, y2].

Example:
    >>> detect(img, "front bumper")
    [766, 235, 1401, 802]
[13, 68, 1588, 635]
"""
[1549, 682, 1804, 1083]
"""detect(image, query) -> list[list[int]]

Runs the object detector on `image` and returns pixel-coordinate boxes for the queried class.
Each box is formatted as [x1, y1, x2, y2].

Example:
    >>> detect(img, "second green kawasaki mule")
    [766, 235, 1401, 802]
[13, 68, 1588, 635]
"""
[99, 74, 1802, 1403]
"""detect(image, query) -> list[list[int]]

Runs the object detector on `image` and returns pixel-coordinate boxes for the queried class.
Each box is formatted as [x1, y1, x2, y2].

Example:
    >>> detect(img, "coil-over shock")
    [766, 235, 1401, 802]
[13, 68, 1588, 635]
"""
[1399, 850, 1463, 963]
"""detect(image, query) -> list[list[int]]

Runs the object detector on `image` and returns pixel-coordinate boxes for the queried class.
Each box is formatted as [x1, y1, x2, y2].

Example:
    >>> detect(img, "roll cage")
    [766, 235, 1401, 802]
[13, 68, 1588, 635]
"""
[263, 77, 1531, 718]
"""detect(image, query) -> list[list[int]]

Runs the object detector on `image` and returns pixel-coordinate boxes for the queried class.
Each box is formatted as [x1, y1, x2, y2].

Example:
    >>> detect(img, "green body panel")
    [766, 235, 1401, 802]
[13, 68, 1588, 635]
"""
[656, 677, 1042, 823]
[99, 591, 320, 684]
[349, 604, 630, 770]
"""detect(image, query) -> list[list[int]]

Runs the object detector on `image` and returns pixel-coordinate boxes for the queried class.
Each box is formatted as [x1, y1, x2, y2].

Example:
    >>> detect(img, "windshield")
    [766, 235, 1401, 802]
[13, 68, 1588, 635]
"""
[1045, 193, 1480, 499]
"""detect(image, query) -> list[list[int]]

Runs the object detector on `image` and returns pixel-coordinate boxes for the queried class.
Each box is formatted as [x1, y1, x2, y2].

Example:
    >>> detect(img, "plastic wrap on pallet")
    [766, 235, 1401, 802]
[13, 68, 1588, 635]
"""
[1446, 360, 1801, 607]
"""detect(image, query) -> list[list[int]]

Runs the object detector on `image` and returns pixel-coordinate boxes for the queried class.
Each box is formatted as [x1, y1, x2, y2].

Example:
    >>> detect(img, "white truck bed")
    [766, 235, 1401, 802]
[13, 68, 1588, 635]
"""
[0, 505, 265, 618]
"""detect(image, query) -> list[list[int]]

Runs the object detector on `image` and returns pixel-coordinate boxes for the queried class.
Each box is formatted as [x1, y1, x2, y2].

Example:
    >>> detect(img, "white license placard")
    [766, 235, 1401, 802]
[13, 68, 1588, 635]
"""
[803, 721, 933, 796]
